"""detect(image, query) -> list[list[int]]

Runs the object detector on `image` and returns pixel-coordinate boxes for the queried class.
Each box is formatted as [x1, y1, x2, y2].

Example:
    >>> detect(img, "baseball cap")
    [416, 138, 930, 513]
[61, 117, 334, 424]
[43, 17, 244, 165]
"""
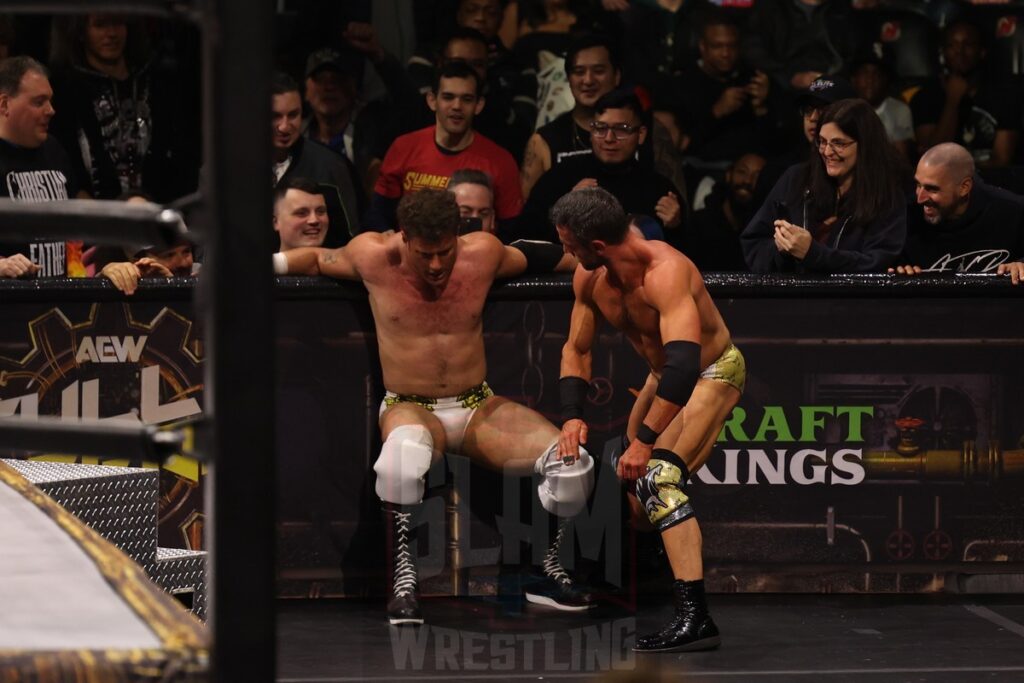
[305, 48, 347, 78]
[798, 76, 857, 107]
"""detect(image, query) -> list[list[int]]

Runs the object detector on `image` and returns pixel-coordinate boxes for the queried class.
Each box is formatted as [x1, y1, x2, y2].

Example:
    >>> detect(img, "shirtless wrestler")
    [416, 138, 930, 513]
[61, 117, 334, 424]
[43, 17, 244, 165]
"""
[552, 188, 746, 652]
[275, 189, 593, 624]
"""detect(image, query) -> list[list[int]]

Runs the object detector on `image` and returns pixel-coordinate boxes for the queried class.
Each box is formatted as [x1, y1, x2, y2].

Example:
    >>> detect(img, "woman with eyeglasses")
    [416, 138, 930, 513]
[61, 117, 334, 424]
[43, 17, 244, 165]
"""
[740, 98, 908, 273]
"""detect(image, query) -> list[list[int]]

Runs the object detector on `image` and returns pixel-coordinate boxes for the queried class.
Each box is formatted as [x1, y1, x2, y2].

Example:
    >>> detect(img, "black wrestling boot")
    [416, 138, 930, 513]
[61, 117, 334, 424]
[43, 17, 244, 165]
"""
[634, 579, 720, 652]
[524, 518, 595, 611]
[383, 503, 423, 625]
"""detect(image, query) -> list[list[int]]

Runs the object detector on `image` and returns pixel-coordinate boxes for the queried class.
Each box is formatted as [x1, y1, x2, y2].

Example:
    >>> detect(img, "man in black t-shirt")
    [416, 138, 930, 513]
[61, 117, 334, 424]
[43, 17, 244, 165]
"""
[0, 56, 81, 278]
[518, 90, 683, 244]
[910, 20, 1021, 167]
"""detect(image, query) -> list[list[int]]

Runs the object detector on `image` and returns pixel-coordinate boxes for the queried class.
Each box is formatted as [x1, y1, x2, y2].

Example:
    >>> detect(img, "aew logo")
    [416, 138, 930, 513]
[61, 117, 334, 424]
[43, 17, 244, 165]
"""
[75, 335, 148, 364]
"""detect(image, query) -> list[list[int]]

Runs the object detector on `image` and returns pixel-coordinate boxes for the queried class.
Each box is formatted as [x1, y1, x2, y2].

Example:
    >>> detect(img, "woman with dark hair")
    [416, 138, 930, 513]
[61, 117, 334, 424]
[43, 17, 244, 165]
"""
[740, 98, 908, 273]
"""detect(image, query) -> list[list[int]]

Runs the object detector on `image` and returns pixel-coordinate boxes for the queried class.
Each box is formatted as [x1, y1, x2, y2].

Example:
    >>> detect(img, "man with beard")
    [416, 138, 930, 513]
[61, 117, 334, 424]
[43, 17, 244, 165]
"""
[910, 20, 1020, 167]
[687, 152, 765, 271]
[274, 189, 593, 625]
[368, 61, 522, 232]
[517, 90, 683, 244]
[889, 142, 1024, 283]
[554, 187, 745, 652]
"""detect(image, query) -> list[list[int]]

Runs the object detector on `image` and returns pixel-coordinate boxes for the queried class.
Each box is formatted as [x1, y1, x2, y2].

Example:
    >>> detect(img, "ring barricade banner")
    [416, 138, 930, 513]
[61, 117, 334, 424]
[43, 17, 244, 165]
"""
[2, 277, 1023, 595]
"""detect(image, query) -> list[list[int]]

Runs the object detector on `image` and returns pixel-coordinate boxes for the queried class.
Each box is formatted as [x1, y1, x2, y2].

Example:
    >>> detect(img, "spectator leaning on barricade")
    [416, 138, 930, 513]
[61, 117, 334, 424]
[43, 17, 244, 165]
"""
[447, 166, 575, 271]
[741, 98, 908, 274]
[910, 19, 1021, 168]
[687, 152, 766, 272]
[518, 89, 683, 245]
[448, 168, 497, 235]
[271, 70, 361, 247]
[367, 60, 522, 233]
[0, 55, 88, 279]
[754, 75, 856, 212]
[890, 142, 1024, 284]
[273, 176, 330, 253]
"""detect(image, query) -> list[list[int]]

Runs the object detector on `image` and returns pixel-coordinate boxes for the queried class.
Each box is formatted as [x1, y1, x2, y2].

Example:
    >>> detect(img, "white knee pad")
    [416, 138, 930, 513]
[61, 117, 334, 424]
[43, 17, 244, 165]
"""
[534, 441, 594, 517]
[374, 424, 434, 505]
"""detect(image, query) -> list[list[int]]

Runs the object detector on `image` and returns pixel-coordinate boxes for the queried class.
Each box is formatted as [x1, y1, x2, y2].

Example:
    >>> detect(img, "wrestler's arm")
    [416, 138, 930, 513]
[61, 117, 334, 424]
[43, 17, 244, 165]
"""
[497, 239, 576, 278]
[275, 233, 377, 280]
[616, 262, 701, 480]
[557, 268, 598, 459]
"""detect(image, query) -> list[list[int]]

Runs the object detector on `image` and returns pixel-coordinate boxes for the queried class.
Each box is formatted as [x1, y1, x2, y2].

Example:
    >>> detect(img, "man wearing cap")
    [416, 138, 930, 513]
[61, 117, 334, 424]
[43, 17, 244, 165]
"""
[302, 47, 363, 162]
[271, 70, 361, 247]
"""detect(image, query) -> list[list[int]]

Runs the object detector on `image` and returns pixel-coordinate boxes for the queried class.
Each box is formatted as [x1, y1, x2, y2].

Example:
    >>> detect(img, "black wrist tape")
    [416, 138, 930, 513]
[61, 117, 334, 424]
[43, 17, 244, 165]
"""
[510, 239, 563, 274]
[655, 340, 701, 406]
[559, 376, 589, 423]
[636, 424, 659, 445]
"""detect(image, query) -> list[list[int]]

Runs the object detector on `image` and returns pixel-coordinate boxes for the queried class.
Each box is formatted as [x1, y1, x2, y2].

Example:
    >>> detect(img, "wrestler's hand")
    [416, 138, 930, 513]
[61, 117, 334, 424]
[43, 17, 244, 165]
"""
[0, 254, 40, 278]
[558, 418, 587, 463]
[997, 260, 1024, 285]
[617, 440, 653, 481]
[573, 178, 599, 191]
[888, 264, 923, 276]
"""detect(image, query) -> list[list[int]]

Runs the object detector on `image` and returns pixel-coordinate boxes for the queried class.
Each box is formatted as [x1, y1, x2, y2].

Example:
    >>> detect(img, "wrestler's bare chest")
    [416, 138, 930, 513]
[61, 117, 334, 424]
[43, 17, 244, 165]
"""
[369, 275, 487, 335]
[593, 277, 659, 334]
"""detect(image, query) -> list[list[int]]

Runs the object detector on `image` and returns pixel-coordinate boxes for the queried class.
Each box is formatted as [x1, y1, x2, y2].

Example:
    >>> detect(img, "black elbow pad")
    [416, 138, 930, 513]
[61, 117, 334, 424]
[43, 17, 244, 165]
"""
[655, 340, 701, 406]
[510, 239, 564, 274]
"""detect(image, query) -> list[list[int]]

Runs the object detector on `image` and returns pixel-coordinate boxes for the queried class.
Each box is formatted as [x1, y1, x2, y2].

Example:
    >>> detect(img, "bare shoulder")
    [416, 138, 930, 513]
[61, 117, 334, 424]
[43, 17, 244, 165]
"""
[644, 243, 699, 295]
[345, 231, 395, 271]
[571, 264, 600, 300]
[460, 231, 505, 261]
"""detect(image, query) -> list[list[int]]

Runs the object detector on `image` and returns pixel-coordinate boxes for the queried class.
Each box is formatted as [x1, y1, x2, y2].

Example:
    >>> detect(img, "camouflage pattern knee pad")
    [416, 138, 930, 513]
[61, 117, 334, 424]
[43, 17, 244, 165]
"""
[635, 448, 694, 532]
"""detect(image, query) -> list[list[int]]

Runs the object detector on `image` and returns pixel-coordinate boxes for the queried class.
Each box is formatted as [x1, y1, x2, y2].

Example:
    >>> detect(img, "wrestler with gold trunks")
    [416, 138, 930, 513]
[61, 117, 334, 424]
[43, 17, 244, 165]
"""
[553, 187, 746, 653]
[274, 189, 594, 625]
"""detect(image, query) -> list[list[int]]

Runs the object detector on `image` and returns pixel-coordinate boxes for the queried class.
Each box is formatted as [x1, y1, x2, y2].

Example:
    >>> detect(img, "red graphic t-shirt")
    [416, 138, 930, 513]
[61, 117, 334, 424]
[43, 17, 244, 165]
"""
[375, 127, 523, 220]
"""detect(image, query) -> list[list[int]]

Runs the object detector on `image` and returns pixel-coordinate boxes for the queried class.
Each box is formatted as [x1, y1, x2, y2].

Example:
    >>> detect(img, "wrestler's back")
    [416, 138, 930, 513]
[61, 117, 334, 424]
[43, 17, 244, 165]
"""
[591, 243, 732, 372]
[360, 235, 493, 397]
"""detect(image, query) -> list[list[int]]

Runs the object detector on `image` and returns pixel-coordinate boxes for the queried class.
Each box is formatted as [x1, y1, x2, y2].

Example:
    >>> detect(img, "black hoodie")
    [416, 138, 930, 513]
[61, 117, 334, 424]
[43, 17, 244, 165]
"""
[902, 178, 1024, 273]
[741, 163, 906, 273]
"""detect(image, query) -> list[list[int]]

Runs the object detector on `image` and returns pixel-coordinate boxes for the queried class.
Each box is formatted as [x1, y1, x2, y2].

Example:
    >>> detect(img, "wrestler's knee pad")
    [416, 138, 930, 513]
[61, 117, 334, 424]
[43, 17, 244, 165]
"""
[373, 424, 434, 505]
[635, 448, 694, 532]
[535, 441, 595, 517]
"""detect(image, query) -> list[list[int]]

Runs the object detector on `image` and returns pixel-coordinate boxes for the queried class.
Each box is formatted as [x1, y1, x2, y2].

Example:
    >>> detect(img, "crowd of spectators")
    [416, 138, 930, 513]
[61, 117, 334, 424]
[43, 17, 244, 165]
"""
[2, 1, 1024, 288]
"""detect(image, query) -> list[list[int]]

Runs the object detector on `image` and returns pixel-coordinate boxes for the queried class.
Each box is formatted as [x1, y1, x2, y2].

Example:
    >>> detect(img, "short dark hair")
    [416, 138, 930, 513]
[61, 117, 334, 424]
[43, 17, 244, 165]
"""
[564, 33, 620, 76]
[550, 188, 628, 245]
[274, 177, 323, 208]
[271, 70, 300, 97]
[593, 88, 645, 120]
[0, 56, 47, 96]
[700, 9, 738, 39]
[442, 27, 489, 55]
[398, 189, 460, 241]
[431, 60, 482, 96]
[448, 168, 493, 193]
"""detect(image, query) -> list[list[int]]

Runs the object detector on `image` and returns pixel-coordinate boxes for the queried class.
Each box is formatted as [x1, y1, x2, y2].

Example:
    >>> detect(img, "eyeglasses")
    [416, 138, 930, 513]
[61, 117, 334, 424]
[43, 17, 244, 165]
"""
[589, 122, 642, 140]
[817, 136, 856, 154]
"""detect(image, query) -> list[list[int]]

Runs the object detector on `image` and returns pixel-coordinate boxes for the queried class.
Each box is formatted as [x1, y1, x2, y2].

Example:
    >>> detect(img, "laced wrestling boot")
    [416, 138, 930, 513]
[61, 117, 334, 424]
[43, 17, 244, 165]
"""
[634, 579, 720, 652]
[524, 518, 595, 611]
[383, 503, 423, 625]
